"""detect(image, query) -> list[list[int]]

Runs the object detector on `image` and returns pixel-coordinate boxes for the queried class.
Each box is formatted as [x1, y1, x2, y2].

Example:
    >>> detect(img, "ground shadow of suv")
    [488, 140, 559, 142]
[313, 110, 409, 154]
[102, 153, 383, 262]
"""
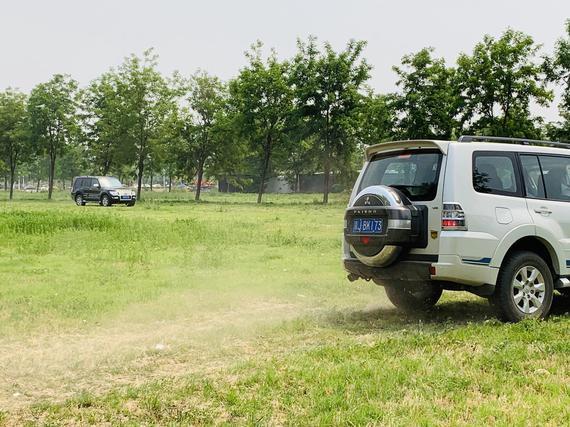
[71, 176, 136, 207]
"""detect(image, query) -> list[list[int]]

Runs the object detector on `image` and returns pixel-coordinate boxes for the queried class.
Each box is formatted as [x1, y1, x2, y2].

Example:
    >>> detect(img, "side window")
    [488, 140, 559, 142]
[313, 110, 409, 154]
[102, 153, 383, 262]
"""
[78, 178, 87, 188]
[520, 155, 545, 199]
[91, 178, 99, 188]
[473, 153, 519, 195]
[538, 156, 570, 201]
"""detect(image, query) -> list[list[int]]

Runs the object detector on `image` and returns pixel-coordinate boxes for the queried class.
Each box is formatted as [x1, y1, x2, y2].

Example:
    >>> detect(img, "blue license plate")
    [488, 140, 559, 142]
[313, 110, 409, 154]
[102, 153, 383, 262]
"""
[121, 195, 131, 200]
[352, 218, 383, 234]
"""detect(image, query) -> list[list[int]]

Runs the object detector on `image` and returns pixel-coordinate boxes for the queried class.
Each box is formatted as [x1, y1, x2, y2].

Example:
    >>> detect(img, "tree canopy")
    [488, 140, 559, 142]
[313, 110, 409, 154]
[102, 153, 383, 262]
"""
[3, 24, 570, 202]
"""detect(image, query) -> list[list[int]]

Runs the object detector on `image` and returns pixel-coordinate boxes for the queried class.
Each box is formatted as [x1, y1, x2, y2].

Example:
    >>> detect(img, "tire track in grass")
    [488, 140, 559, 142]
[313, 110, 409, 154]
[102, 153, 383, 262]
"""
[0, 287, 325, 411]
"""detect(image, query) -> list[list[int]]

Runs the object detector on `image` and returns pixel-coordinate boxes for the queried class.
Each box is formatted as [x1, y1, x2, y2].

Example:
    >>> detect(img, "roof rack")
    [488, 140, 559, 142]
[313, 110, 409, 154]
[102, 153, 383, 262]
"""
[458, 135, 570, 149]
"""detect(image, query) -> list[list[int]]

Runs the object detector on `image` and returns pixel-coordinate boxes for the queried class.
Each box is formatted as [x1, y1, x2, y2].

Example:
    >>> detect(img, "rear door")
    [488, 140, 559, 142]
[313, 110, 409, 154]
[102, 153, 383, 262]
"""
[78, 178, 89, 196]
[357, 148, 446, 256]
[85, 178, 98, 201]
[521, 154, 570, 275]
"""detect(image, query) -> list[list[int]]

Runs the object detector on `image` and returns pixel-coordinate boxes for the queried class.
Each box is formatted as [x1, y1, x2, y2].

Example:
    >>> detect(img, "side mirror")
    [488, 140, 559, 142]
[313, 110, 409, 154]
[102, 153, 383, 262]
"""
[93, 183, 100, 188]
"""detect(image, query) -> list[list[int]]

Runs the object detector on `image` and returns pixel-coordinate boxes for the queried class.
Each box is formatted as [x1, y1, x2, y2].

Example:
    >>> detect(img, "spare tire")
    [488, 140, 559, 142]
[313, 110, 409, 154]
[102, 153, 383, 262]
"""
[344, 185, 428, 268]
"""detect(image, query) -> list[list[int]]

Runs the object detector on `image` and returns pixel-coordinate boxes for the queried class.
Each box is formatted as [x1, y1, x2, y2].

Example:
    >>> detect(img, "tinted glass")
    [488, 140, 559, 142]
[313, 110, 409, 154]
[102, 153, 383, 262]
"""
[520, 155, 545, 198]
[73, 178, 81, 190]
[98, 177, 123, 188]
[89, 178, 98, 187]
[473, 154, 518, 194]
[539, 156, 570, 201]
[79, 178, 88, 188]
[360, 150, 442, 201]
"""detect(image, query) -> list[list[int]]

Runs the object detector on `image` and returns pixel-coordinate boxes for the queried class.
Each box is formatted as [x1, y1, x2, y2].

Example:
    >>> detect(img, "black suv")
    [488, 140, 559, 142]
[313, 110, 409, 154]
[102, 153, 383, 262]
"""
[71, 176, 136, 207]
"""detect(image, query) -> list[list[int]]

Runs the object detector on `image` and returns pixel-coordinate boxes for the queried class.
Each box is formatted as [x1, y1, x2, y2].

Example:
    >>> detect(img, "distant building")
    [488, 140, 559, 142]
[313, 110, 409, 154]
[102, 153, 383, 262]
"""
[218, 173, 337, 194]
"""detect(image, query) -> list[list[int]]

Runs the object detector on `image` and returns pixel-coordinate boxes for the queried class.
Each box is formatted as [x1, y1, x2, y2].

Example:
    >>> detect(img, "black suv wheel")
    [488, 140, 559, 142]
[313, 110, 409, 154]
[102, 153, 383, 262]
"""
[491, 251, 554, 322]
[100, 194, 112, 207]
[385, 284, 442, 312]
[75, 194, 86, 206]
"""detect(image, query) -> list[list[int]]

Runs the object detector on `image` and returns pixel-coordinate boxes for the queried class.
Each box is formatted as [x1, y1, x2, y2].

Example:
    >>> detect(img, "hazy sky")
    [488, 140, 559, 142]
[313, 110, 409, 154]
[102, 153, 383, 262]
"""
[1, 0, 569, 120]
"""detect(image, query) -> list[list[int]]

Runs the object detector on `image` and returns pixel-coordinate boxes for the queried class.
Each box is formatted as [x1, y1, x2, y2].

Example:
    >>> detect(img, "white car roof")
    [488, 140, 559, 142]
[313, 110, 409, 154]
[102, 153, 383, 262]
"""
[365, 139, 570, 160]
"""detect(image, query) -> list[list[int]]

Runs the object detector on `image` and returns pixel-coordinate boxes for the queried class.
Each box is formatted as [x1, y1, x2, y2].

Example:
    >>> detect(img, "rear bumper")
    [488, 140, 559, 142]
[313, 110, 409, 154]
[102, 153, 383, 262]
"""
[344, 255, 497, 289]
[432, 254, 498, 286]
[344, 259, 431, 284]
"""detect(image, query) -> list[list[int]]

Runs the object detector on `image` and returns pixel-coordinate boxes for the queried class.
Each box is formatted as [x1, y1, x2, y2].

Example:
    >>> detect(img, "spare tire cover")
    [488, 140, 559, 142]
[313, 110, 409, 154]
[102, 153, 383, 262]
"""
[347, 185, 412, 267]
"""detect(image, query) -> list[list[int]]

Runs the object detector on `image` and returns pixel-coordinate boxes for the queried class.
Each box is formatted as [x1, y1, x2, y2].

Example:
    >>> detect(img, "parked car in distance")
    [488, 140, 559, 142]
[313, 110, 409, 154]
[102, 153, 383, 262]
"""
[343, 135, 570, 322]
[71, 176, 136, 207]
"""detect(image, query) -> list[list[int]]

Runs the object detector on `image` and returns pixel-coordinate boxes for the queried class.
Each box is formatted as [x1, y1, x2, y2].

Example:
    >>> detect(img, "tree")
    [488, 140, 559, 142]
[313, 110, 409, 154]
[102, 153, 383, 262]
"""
[28, 74, 78, 199]
[457, 29, 552, 138]
[358, 91, 396, 146]
[292, 37, 371, 203]
[115, 49, 173, 200]
[546, 20, 570, 112]
[0, 89, 29, 200]
[185, 71, 228, 200]
[229, 42, 293, 203]
[57, 144, 85, 190]
[81, 71, 130, 175]
[392, 48, 459, 139]
[545, 19, 570, 141]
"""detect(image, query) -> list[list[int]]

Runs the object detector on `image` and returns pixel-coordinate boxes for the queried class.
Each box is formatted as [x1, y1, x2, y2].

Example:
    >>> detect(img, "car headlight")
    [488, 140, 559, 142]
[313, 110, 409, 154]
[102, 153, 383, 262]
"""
[109, 190, 119, 196]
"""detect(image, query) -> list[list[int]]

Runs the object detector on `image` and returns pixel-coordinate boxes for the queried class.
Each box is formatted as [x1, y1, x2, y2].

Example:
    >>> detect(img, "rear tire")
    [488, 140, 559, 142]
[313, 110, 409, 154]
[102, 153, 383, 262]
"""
[101, 194, 112, 207]
[75, 194, 85, 206]
[490, 251, 553, 322]
[384, 284, 442, 312]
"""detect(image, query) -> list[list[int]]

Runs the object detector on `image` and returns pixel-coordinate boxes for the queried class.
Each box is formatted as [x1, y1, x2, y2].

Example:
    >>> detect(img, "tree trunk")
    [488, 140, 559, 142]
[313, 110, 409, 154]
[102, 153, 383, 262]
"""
[323, 154, 331, 204]
[168, 171, 172, 192]
[48, 152, 56, 200]
[150, 172, 153, 191]
[136, 156, 144, 201]
[103, 158, 111, 176]
[195, 159, 205, 201]
[9, 164, 16, 200]
[36, 178, 40, 192]
[257, 136, 272, 204]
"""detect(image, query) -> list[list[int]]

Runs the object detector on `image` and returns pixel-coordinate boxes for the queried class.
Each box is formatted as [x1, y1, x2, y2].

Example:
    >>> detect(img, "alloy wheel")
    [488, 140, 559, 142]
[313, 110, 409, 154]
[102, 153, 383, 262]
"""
[512, 265, 546, 315]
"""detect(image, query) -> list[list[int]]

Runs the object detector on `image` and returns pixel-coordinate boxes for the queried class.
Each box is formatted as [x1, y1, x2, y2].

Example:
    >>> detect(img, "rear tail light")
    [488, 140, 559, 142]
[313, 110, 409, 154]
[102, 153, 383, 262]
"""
[442, 203, 467, 230]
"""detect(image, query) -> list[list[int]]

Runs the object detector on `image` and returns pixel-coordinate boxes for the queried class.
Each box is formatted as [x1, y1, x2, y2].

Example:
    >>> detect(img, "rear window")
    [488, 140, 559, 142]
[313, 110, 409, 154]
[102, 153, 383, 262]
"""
[359, 150, 442, 201]
[76, 178, 87, 189]
[538, 155, 570, 201]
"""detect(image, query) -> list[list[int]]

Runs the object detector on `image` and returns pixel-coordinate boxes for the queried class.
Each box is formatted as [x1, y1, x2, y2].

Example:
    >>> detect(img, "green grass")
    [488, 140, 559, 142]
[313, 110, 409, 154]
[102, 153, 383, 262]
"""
[1, 190, 569, 425]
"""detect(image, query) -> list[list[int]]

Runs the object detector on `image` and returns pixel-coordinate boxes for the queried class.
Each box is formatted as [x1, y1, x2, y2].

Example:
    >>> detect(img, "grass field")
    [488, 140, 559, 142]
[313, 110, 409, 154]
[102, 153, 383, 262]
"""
[0, 190, 569, 425]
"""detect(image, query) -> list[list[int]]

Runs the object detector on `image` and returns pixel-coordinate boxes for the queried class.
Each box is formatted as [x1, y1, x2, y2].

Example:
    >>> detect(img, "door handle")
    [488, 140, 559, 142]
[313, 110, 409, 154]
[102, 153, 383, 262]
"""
[534, 207, 552, 215]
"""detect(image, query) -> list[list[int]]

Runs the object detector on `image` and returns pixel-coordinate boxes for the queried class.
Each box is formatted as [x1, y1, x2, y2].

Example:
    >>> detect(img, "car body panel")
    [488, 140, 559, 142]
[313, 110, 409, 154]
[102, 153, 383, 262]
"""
[344, 139, 570, 289]
[71, 176, 136, 206]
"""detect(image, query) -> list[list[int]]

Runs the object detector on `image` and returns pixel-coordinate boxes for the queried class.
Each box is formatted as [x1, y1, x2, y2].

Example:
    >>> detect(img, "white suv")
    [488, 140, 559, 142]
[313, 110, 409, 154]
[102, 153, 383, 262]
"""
[343, 135, 570, 322]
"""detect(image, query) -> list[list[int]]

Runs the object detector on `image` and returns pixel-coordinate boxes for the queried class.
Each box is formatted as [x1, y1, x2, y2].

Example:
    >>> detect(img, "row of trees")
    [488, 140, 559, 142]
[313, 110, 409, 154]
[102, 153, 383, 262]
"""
[1, 22, 570, 203]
